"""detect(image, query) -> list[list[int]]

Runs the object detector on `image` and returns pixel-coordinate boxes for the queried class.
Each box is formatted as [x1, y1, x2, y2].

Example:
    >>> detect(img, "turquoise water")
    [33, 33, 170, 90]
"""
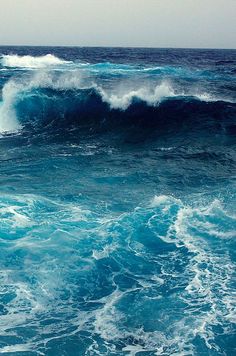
[0, 47, 235, 355]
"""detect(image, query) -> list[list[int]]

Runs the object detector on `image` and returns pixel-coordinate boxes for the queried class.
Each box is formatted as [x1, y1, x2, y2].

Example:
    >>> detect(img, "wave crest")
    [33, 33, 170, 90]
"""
[98, 82, 175, 110]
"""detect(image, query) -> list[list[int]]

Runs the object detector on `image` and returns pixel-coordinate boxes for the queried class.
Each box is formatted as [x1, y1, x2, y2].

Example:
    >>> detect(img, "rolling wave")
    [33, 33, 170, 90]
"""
[0, 71, 234, 135]
[0, 53, 235, 136]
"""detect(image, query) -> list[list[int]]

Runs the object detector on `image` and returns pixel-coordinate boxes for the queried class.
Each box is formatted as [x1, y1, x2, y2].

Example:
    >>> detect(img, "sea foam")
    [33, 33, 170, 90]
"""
[0, 81, 22, 133]
[1, 54, 70, 68]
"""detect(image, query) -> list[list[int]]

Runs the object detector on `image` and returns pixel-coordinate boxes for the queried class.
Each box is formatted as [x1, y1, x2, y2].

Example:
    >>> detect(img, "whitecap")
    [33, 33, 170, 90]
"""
[1, 54, 71, 68]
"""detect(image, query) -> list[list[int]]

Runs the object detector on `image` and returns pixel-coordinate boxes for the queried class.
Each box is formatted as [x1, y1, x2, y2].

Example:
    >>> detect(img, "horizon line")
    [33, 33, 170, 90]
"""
[0, 44, 235, 51]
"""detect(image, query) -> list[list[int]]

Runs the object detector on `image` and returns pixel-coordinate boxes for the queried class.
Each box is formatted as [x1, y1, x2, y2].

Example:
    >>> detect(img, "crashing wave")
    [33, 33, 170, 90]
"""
[98, 82, 175, 110]
[0, 70, 234, 134]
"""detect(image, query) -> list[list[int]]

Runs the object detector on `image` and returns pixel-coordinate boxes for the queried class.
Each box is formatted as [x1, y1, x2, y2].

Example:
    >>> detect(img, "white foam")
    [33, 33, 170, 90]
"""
[98, 82, 176, 110]
[147, 195, 236, 352]
[190, 92, 234, 104]
[0, 80, 22, 133]
[0, 344, 32, 353]
[151, 194, 181, 207]
[0, 205, 33, 228]
[1, 54, 70, 68]
[168, 202, 235, 349]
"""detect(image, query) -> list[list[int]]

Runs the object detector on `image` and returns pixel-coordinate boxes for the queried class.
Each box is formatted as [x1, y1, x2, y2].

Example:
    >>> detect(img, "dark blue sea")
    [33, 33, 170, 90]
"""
[0, 47, 235, 355]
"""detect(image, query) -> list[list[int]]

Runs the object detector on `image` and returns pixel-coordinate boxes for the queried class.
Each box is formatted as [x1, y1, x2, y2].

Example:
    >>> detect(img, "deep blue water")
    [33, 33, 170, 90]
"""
[0, 47, 235, 355]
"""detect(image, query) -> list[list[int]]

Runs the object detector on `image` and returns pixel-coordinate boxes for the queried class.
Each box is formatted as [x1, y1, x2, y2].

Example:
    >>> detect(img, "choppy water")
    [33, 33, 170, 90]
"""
[0, 47, 236, 355]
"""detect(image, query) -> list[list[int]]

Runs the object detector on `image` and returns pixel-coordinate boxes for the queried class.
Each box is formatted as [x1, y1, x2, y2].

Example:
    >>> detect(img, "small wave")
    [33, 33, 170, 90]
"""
[1, 54, 71, 68]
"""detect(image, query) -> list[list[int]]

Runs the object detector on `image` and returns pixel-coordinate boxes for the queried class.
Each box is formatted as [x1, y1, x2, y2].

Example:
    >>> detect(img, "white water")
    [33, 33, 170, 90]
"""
[98, 82, 176, 110]
[1, 54, 70, 68]
[0, 81, 22, 133]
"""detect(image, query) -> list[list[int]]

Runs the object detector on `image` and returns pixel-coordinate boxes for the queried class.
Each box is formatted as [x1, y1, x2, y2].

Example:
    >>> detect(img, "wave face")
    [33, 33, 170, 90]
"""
[0, 66, 235, 137]
[0, 46, 235, 355]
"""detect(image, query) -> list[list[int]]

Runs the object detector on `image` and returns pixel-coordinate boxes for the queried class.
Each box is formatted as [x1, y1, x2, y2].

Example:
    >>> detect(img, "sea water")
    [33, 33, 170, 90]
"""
[0, 47, 235, 355]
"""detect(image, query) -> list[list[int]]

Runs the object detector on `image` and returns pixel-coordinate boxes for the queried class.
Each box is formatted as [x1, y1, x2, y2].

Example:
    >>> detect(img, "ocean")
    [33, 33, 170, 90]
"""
[0, 46, 235, 355]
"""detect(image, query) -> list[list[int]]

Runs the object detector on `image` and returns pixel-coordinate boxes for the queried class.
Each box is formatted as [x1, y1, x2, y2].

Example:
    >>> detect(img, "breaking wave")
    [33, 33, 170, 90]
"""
[0, 70, 235, 135]
[1, 54, 70, 68]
